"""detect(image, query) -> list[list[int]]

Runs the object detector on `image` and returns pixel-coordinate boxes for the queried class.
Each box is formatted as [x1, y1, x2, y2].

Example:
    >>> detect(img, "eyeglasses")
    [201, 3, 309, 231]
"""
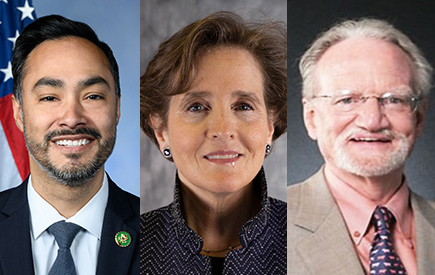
[311, 92, 420, 114]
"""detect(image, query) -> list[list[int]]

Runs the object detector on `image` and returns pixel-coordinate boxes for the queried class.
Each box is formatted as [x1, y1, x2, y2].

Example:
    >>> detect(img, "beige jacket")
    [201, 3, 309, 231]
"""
[287, 168, 435, 275]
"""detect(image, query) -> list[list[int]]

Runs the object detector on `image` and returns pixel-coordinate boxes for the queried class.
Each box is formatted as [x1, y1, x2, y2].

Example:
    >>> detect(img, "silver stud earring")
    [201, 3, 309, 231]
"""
[163, 147, 172, 158]
[265, 144, 271, 156]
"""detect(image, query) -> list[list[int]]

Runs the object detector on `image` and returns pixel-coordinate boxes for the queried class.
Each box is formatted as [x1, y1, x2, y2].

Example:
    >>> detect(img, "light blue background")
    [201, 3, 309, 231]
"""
[33, 0, 140, 196]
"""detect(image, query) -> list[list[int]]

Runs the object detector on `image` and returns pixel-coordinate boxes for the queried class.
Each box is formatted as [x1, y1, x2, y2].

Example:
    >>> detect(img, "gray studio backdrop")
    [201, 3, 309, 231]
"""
[287, 1, 435, 200]
[140, 0, 287, 213]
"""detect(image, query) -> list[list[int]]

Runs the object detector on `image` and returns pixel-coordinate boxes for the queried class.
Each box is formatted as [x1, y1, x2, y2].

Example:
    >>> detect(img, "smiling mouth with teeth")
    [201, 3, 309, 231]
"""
[205, 154, 240, 160]
[351, 138, 390, 142]
[54, 139, 91, 147]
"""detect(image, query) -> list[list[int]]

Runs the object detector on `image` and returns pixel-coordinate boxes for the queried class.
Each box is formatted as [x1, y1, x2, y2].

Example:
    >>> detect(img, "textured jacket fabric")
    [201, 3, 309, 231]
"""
[287, 168, 435, 275]
[140, 168, 287, 274]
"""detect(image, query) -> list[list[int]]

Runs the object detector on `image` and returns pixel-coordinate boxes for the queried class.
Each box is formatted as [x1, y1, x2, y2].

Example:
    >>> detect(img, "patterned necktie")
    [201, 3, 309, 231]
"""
[47, 221, 83, 275]
[369, 206, 407, 275]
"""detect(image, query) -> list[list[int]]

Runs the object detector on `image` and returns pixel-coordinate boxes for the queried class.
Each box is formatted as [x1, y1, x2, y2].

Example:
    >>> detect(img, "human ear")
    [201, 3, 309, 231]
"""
[415, 101, 426, 137]
[150, 115, 169, 152]
[266, 112, 275, 145]
[302, 97, 318, 140]
[11, 95, 24, 133]
[116, 96, 121, 125]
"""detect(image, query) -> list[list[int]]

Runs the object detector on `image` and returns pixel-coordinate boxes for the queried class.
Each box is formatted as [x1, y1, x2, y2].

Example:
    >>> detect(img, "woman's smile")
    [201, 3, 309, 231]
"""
[204, 150, 242, 165]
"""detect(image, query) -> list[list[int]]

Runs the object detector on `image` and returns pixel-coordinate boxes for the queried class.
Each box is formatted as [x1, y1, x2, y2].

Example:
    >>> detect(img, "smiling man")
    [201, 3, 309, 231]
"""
[0, 15, 139, 274]
[287, 19, 435, 274]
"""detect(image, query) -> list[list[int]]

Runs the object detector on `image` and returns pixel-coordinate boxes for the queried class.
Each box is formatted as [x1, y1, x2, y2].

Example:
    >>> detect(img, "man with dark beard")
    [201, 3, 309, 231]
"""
[0, 15, 139, 275]
[287, 19, 435, 274]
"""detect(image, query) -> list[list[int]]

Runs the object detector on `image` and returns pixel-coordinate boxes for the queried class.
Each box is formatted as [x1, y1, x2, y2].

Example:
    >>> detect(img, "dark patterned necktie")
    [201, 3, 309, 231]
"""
[47, 221, 83, 275]
[369, 206, 407, 275]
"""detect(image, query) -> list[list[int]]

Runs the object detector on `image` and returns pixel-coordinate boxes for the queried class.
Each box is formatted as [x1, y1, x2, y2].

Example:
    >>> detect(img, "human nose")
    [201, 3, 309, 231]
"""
[354, 97, 389, 131]
[58, 98, 88, 129]
[207, 109, 236, 141]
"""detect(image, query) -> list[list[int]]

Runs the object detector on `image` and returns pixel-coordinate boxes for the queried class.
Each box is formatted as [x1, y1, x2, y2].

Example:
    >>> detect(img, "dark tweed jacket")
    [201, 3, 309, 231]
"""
[140, 167, 287, 274]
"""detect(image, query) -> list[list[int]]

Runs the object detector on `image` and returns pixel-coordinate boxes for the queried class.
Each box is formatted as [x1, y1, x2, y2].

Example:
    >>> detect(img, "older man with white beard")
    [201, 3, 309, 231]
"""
[287, 18, 435, 275]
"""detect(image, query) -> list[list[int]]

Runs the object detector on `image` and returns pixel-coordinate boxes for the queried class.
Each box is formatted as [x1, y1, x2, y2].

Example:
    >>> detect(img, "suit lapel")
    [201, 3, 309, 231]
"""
[0, 180, 34, 274]
[294, 170, 365, 275]
[411, 192, 435, 275]
[96, 178, 139, 275]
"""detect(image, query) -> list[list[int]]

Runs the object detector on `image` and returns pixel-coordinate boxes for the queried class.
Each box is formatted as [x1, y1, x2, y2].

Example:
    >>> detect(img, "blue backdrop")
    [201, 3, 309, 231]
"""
[33, 0, 140, 196]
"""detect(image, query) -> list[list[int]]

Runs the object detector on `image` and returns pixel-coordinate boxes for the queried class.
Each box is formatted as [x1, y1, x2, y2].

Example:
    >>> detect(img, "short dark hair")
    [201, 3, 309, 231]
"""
[12, 14, 120, 104]
[140, 11, 287, 148]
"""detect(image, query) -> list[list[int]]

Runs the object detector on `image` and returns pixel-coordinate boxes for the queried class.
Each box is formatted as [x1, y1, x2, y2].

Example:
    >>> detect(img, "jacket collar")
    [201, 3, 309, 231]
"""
[96, 175, 139, 275]
[0, 178, 35, 274]
[293, 168, 365, 274]
[411, 192, 435, 275]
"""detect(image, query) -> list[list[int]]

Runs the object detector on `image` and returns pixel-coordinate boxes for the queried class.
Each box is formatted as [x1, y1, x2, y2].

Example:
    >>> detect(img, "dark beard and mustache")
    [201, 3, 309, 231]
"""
[23, 125, 116, 187]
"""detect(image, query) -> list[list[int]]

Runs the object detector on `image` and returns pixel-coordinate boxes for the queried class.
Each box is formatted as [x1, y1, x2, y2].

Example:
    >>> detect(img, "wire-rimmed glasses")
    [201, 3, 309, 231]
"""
[311, 91, 420, 114]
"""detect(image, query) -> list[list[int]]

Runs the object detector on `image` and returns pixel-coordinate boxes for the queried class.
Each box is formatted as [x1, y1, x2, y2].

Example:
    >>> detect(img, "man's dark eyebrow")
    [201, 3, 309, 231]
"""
[33, 78, 64, 89]
[32, 76, 110, 91]
[78, 76, 110, 89]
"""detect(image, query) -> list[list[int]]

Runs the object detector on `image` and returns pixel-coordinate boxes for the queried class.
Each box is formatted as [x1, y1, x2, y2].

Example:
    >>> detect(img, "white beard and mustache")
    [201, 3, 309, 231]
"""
[333, 129, 409, 177]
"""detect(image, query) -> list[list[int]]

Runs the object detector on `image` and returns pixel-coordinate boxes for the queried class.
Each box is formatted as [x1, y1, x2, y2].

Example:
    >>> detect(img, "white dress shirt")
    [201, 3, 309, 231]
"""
[28, 173, 109, 275]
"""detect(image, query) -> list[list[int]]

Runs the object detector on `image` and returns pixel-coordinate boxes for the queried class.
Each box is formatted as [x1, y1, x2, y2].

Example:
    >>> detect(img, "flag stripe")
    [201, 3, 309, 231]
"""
[0, 121, 21, 190]
[0, 94, 29, 180]
[0, 0, 35, 189]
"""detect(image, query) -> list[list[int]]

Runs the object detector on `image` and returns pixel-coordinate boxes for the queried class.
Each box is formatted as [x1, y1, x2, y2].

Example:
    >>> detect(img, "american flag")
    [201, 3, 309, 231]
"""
[0, 0, 35, 190]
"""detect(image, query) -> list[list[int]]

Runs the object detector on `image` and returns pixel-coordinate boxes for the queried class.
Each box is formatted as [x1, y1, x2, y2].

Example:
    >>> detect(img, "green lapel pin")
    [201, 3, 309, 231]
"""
[115, 231, 131, 247]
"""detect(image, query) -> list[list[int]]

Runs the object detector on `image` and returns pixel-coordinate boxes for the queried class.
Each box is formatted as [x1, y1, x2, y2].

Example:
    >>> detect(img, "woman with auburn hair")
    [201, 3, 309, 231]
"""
[140, 11, 287, 274]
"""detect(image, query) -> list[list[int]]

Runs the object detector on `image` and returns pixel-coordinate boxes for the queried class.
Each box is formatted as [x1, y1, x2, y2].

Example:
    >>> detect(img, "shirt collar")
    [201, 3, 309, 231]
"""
[169, 166, 271, 254]
[28, 173, 109, 240]
[324, 166, 412, 245]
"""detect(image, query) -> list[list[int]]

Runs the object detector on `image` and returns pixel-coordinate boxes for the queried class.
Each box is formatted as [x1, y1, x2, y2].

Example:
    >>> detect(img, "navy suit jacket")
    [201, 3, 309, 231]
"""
[0, 175, 139, 275]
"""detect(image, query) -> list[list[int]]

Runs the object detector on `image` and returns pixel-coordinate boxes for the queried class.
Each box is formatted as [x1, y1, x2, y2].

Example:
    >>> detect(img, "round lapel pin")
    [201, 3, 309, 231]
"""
[115, 231, 131, 247]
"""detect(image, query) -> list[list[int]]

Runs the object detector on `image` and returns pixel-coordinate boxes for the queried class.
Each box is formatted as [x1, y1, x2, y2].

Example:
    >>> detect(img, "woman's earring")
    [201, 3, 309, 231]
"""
[163, 147, 172, 158]
[265, 144, 271, 156]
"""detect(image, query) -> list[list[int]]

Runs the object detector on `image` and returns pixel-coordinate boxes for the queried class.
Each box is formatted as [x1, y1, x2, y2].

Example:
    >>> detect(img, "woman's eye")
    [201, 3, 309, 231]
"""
[235, 103, 254, 111]
[188, 103, 206, 112]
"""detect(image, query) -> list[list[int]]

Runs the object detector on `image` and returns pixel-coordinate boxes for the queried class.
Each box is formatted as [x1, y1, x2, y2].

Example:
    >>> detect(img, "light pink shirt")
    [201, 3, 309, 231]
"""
[324, 166, 417, 275]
